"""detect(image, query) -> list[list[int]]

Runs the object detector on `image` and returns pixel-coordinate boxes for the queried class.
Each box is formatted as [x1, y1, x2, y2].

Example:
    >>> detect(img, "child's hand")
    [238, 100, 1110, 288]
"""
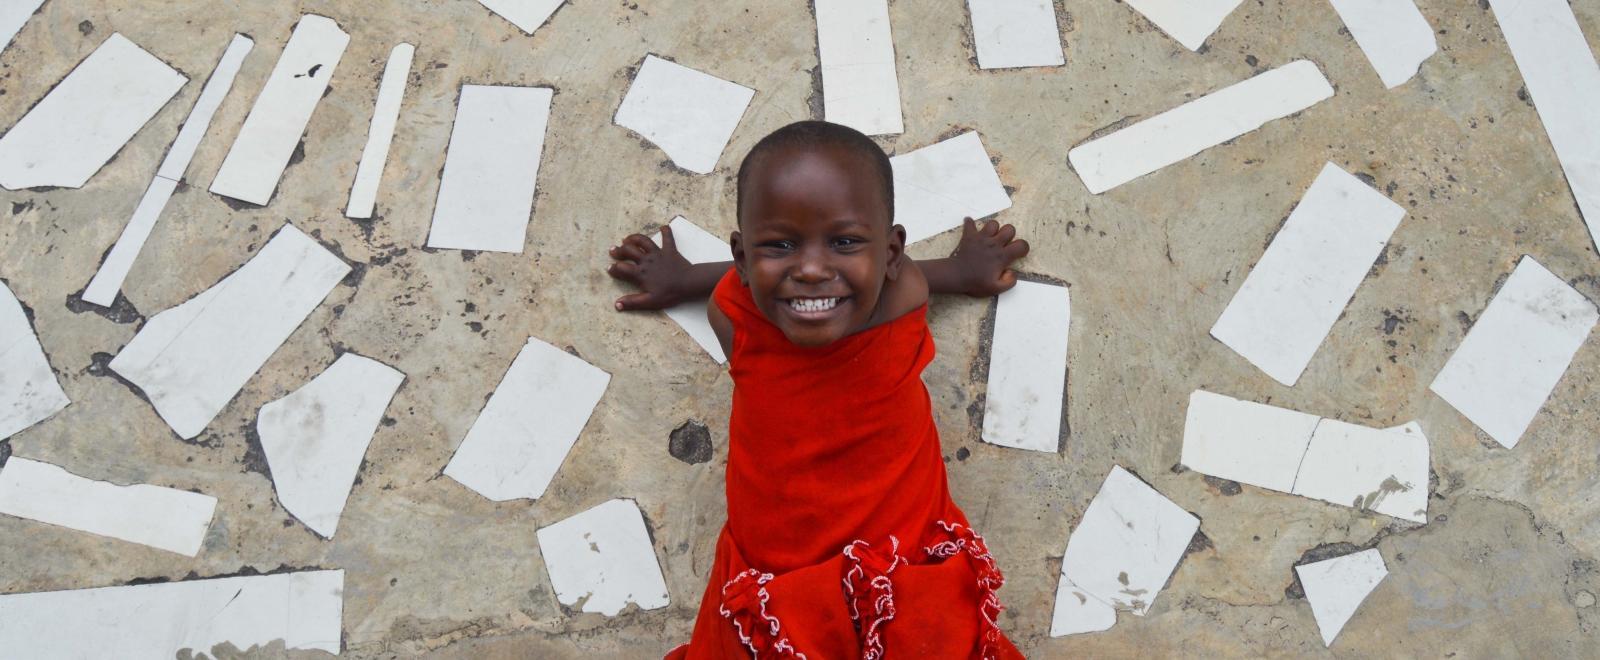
[948, 217, 1030, 297]
[607, 227, 696, 310]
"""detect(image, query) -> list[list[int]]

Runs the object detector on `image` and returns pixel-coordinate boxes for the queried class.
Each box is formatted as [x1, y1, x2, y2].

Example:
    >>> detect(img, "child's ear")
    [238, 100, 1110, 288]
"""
[884, 224, 908, 281]
[730, 230, 749, 285]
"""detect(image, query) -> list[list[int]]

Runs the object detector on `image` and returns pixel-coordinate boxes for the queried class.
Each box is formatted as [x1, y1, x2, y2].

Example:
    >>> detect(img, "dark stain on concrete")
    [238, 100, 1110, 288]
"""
[669, 420, 713, 465]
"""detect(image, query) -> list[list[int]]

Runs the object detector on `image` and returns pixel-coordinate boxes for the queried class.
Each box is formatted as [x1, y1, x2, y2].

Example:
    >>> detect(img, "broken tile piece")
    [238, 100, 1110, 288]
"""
[1429, 256, 1599, 448]
[444, 337, 611, 501]
[0, 570, 343, 658]
[1049, 576, 1117, 637]
[1181, 389, 1321, 493]
[209, 14, 349, 205]
[892, 131, 1013, 244]
[614, 55, 755, 175]
[982, 279, 1070, 453]
[1123, 0, 1244, 51]
[0, 1, 47, 55]
[1068, 60, 1333, 194]
[0, 457, 216, 556]
[1291, 419, 1429, 524]
[1296, 549, 1387, 647]
[258, 353, 405, 539]
[1057, 466, 1199, 618]
[1487, 0, 1600, 250]
[109, 224, 350, 440]
[0, 280, 69, 440]
[159, 35, 256, 183]
[1328, 0, 1437, 89]
[1210, 162, 1405, 386]
[346, 42, 414, 219]
[967, 0, 1065, 69]
[536, 498, 670, 616]
[426, 84, 553, 253]
[814, 0, 904, 136]
[652, 217, 731, 363]
[0, 33, 187, 190]
[477, 0, 567, 35]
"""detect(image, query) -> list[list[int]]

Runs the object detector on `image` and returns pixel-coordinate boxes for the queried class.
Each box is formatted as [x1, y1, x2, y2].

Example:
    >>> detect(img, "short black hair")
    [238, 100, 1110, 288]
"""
[735, 120, 894, 226]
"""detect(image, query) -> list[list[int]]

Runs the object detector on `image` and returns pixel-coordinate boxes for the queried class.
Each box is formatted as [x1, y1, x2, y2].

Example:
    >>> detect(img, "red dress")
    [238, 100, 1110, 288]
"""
[668, 270, 1023, 659]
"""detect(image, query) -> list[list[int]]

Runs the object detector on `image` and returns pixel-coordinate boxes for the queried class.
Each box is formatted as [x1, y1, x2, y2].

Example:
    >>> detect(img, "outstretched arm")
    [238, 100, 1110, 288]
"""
[606, 225, 730, 311]
[918, 218, 1030, 297]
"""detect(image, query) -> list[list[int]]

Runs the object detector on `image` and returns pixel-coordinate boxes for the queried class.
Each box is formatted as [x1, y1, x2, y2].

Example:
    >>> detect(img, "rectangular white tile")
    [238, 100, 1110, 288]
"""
[159, 34, 255, 182]
[0, 33, 186, 190]
[614, 55, 755, 175]
[1210, 162, 1405, 386]
[1297, 549, 1387, 647]
[444, 337, 610, 501]
[0, 457, 216, 556]
[536, 499, 670, 616]
[1329, 0, 1436, 89]
[0, 1, 47, 54]
[346, 43, 414, 219]
[1058, 465, 1199, 617]
[209, 14, 349, 205]
[1291, 419, 1429, 523]
[814, 0, 904, 135]
[0, 280, 69, 440]
[426, 84, 553, 253]
[1181, 389, 1321, 493]
[477, 0, 567, 34]
[1488, 0, 1600, 249]
[892, 131, 1012, 244]
[1068, 60, 1333, 194]
[109, 224, 349, 440]
[0, 570, 343, 658]
[1123, 0, 1244, 51]
[968, 0, 1064, 69]
[1430, 256, 1599, 448]
[652, 216, 730, 364]
[982, 280, 1070, 453]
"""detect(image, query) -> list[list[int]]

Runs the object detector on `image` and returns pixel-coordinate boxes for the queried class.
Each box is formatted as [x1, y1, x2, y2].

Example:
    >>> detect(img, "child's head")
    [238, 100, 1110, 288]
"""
[730, 121, 906, 347]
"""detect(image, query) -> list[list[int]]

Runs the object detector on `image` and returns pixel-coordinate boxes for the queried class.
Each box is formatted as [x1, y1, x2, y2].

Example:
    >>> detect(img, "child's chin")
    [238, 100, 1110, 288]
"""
[780, 326, 847, 348]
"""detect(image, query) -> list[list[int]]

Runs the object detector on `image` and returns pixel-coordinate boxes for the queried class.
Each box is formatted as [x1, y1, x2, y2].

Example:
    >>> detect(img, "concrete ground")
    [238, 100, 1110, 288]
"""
[2, 0, 1599, 657]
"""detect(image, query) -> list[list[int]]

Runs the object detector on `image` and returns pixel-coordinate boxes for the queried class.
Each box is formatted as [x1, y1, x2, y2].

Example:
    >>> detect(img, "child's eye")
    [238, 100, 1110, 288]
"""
[759, 240, 795, 252]
[832, 237, 865, 249]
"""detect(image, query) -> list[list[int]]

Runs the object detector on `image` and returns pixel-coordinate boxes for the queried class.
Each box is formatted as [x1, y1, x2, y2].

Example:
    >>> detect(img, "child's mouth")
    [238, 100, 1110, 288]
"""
[785, 296, 847, 319]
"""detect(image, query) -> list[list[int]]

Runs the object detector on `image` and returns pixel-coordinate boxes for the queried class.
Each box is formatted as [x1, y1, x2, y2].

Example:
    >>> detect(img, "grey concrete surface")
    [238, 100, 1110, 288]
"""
[2, 0, 1598, 657]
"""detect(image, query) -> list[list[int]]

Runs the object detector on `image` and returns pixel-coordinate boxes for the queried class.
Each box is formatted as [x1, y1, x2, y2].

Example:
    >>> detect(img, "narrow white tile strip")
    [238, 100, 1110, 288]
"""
[1049, 577, 1117, 637]
[1181, 389, 1321, 494]
[1058, 465, 1199, 617]
[1123, 0, 1244, 51]
[346, 43, 414, 219]
[0, 570, 344, 658]
[109, 224, 350, 440]
[614, 55, 755, 175]
[0, 457, 216, 556]
[258, 353, 404, 539]
[426, 85, 553, 253]
[1429, 256, 1598, 448]
[1210, 163, 1405, 386]
[968, 0, 1064, 69]
[0, 280, 69, 440]
[1329, 0, 1436, 89]
[814, 0, 904, 136]
[477, 0, 567, 35]
[209, 14, 349, 205]
[1297, 549, 1387, 647]
[159, 35, 255, 182]
[0, 1, 47, 55]
[1488, 0, 1600, 249]
[1068, 60, 1333, 194]
[536, 499, 671, 616]
[652, 216, 731, 364]
[444, 337, 611, 501]
[982, 280, 1070, 452]
[0, 33, 186, 190]
[1291, 419, 1429, 523]
[892, 131, 1013, 244]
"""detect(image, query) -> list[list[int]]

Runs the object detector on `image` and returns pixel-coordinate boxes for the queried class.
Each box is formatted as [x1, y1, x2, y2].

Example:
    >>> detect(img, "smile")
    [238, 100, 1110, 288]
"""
[788, 297, 840, 313]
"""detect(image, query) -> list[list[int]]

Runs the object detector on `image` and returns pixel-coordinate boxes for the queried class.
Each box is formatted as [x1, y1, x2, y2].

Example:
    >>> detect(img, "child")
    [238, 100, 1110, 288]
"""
[608, 121, 1030, 658]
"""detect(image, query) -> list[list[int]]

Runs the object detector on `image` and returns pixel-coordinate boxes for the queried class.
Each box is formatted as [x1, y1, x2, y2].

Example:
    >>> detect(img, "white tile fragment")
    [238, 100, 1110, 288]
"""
[109, 224, 350, 440]
[1122, 0, 1244, 51]
[1296, 549, 1387, 647]
[1487, 0, 1600, 250]
[1049, 577, 1117, 637]
[0, 570, 344, 658]
[346, 43, 415, 219]
[0, 457, 216, 556]
[982, 280, 1069, 453]
[814, 0, 904, 136]
[1056, 466, 1199, 620]
[0, 33, 186, 190]
[0, 280, 69, 439]
[967, 0, 1064, 69]
[1291, 419, 1430, 524]
[0, 1, 47, 55]
[614, 55, 754, 175]
[1429, 256, 1599, 448]
[1328, 0, 1436, 89]
[426, 84, 553, 253]
[83, 35, 255, 308]
[258, 353, 404, 539]
[445, 337, 611, 501]
[1210, 163, 1405, 386]
[892, 131, 1013, 244]
[651, 217, 730, 363]
[1181, 389, 1321, 494]
[477, 0, 567, 35]
[1068, 60, 1333, 194]
[536, 498, 670, 616]
[210, 14, 349, 206]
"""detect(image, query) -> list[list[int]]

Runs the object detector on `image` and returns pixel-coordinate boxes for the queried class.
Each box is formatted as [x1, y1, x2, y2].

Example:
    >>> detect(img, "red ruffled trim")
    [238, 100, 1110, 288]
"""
[842, 536, 907, 660]
[924, 520, 1006, 660]
[719, 569, 808, 659]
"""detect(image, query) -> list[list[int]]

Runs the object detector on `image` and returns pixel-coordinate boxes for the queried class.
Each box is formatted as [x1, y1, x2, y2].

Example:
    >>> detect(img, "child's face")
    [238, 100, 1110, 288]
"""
[732, 143, 904, 347]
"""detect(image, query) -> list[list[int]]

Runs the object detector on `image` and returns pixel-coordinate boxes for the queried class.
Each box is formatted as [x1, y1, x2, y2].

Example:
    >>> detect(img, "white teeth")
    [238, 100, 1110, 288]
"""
[789, 297, 839, 313]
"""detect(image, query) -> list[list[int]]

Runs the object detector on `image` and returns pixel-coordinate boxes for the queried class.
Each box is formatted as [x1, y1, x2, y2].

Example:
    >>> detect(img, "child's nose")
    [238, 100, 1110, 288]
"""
[791, 252, 834, 283]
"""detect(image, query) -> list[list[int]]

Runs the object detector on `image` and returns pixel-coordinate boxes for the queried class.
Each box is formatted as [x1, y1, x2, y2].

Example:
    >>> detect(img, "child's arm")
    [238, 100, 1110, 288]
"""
[606, 226, 727, 311]
[917, 218, 1031, 297]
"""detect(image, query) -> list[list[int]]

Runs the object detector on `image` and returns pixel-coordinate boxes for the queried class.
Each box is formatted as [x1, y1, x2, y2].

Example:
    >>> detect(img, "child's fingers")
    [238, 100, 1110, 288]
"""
[614, 292, 656, 311]
[1004, 238, 1031, 260]
[660, 225, 678, 252]
[607, 261, 641, 281]
[624, 234, 658, 254]
[961, 217, 978, 237]
[996, 268, 1018, 290]
[981, 219, 999, 236]
[994, 223, 1016, 244]
[612, 242, 647, 262]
